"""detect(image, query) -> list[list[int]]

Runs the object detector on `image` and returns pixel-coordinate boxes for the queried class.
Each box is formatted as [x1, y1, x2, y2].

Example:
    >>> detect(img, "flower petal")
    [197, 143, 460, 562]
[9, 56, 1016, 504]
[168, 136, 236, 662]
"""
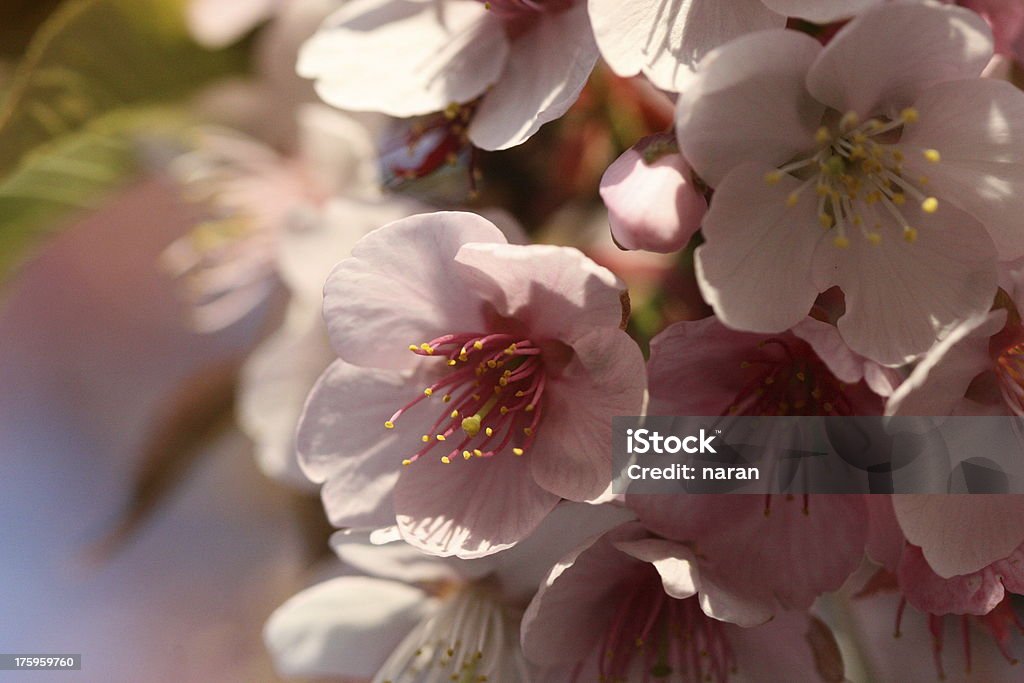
[188, 0, 278, 48]
[393, 449, 560, 558]
[805, 3, 992, 117]
[452, 242, 626, 344]
[529, 330, 647, 502]
[588, 0, 784, 91]
[297, 359, 443, 529]
[886, 311, 1006, 417]
[469, 4, 597, 150]
[264, 576, 430, 679]
[324, 211, 506, 371]
[813, 201, 997, 367]
[900, 78, 1024, 260]
[695, 163, 825, 333]
[614, 538, 700, 599]
[675, 29, 822, 187]
[298, 0, 508, 117]
[892, 495, 1024, 577]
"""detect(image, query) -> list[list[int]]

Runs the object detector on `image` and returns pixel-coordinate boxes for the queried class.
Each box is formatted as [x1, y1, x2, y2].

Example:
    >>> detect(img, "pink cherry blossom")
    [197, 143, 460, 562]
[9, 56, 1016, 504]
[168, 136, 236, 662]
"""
[298, 0, 598, 150]
[600, 133, 707, 253]
[296, 211, 646, 558]
[648, 315, 894, 417]
[676, 2, 1024, 365]
[521, 521, 845, 682]
[587, 0, 881, 92]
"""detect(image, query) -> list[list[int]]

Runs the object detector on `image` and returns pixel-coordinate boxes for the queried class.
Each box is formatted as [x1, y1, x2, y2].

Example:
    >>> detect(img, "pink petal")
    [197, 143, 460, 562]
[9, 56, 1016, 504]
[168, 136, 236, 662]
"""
[469, 4, 597, 150]
[806, 3, 992, 118]
[529, 329, 646, 502]
[892, 495, 1024, 577]
[297, 359, 443, 529]
[521, 522, 649, 666]
[588, 0, 784, 91]
[600, 134, 707, 253]
[613, 538, 700, 599]
[900, 78, 1024, 260]
[393, 448, 560, 558]
[728, 611, 845, 683]
[629, 494, 867, 618]
[866, 495, 905, 573]
[324, 211, 506, 371]
[676, 30, 822, 187]
[886, 311, 1006, 417]
[899, 544, 1007, 616]
[298, 0, 509, 117]
[814, 201, 997, 367]
[647, 317, 775, 415]
[452, 242, 627, 345]
[696, 163, 825, 333]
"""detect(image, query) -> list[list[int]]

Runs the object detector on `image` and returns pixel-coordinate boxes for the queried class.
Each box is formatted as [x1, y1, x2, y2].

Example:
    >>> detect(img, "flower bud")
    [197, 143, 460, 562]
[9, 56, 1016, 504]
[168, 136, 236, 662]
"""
[599, 133, 707, 253]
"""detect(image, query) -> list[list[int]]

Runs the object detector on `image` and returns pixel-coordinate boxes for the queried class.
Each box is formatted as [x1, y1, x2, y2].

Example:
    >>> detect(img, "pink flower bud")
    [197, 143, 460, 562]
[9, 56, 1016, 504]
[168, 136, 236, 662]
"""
[599, 133, 707, 253]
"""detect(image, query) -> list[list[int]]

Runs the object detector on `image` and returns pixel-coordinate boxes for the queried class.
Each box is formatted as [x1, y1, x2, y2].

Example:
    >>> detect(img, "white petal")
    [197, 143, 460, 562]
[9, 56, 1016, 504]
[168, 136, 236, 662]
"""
[264, 576, 430, 679]
[675, 29, 822, 187]
[298, 0, 509, 117]
[187, 0, 278, 48]
[806, 2, 992, 118]
[469, 5, 598, 150]
[760, 0, 879, 24]
[588, 0, 784, 91]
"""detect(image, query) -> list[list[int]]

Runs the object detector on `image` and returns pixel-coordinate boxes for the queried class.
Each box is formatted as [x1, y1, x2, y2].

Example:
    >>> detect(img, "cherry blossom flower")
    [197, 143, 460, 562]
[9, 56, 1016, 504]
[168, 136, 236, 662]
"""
[188, 0, 286, 48]
[162, 104, 381, 331]
[264, 502, 632, 681]
[675, 2, 1024, 365]
[587, 0, 880, 92]
[520, 521, 845, 682]
[647, 315, 894, 417]
[600, 133, 707, 253]
[297, 0, 599, 150]
[296, 211, 646, 558]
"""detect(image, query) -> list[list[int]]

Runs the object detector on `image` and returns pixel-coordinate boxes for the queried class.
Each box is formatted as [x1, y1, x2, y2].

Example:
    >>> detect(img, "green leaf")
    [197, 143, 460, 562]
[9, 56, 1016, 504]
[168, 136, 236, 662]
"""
[0, 0, 245, 178]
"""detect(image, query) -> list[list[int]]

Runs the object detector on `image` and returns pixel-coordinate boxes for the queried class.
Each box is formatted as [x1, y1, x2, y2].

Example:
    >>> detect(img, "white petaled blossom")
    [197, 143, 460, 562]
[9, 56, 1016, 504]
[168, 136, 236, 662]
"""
[675, 2, 1024, 366]
[587, 0, 880, 92]
[297, 0, 598, 150]
[263, 504, 633, 682]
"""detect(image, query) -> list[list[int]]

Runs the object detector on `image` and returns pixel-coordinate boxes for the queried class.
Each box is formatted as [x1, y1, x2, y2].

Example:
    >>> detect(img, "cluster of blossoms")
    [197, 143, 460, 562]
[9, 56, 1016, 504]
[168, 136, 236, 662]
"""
[162, 0, 1024, 680]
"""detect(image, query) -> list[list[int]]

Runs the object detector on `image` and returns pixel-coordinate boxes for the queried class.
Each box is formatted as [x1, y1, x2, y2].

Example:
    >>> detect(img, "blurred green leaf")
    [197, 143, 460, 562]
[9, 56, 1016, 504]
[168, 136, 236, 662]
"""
[0, 0, 247, 279]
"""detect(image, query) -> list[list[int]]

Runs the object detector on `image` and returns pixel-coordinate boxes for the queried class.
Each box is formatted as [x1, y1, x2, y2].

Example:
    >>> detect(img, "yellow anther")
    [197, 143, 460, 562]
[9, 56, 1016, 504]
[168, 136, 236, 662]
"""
[764, 170, 782, 185]
[818, 214, 834, 229]
[448, 359, 457, 366]
[424, 388, 433, 396]
[903, 226, 918, 243]
[422, 435, 430, 443]
[384, 421, 395, 429]
[461, 415, 482, 437]
[500, 406, 509, 415]
[473, 341, 484, 350]
[441, 456, 451, 464]
[473, 449, 483, 457]
[450, 409, 460, 419]
[796, 371, 806, 381]
[812, 388, 822, 400]
[513, 448, 524, 456]
[525, 404, 535, 412]
[402, 459, 412, 466]
[923, 149, 941, 163]
[867, 232, 882, 246]
[523, 427, 534, 437]
[891, 193, 906, 206]
[815, 126, 831, 144]
[485, 427, 493, 437]
[892, 150, 904, 162]
[833, 235, 851, 249]
[921, 197, 938, 214]
[816, 184, 830, 196]
[463, 451, 472, 460]
[408, 344, 419, 352]
[919, 175, 930, 186]
[840, 111, 859, 131]
[436, 434, 446, 441]
[443, 394, 452, 403]
[900, 107, 919, 124]
[486, 360, 497, 369]
[764, 376, 775, 385]
[459, 350, 469, 361]
[504, 344, 517, 355]
[786, 192, 800, 207]
[420, 343, 434, 354]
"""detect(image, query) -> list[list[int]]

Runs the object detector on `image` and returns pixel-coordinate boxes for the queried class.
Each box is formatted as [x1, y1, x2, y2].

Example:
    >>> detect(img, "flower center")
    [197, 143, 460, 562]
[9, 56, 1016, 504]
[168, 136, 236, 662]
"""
[590, 569, 735, 682]
[764, 108, 942, 248]
[374, 584, 520, 683]
[725, 337, 854, 416]
[386, 332, 547, 465]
